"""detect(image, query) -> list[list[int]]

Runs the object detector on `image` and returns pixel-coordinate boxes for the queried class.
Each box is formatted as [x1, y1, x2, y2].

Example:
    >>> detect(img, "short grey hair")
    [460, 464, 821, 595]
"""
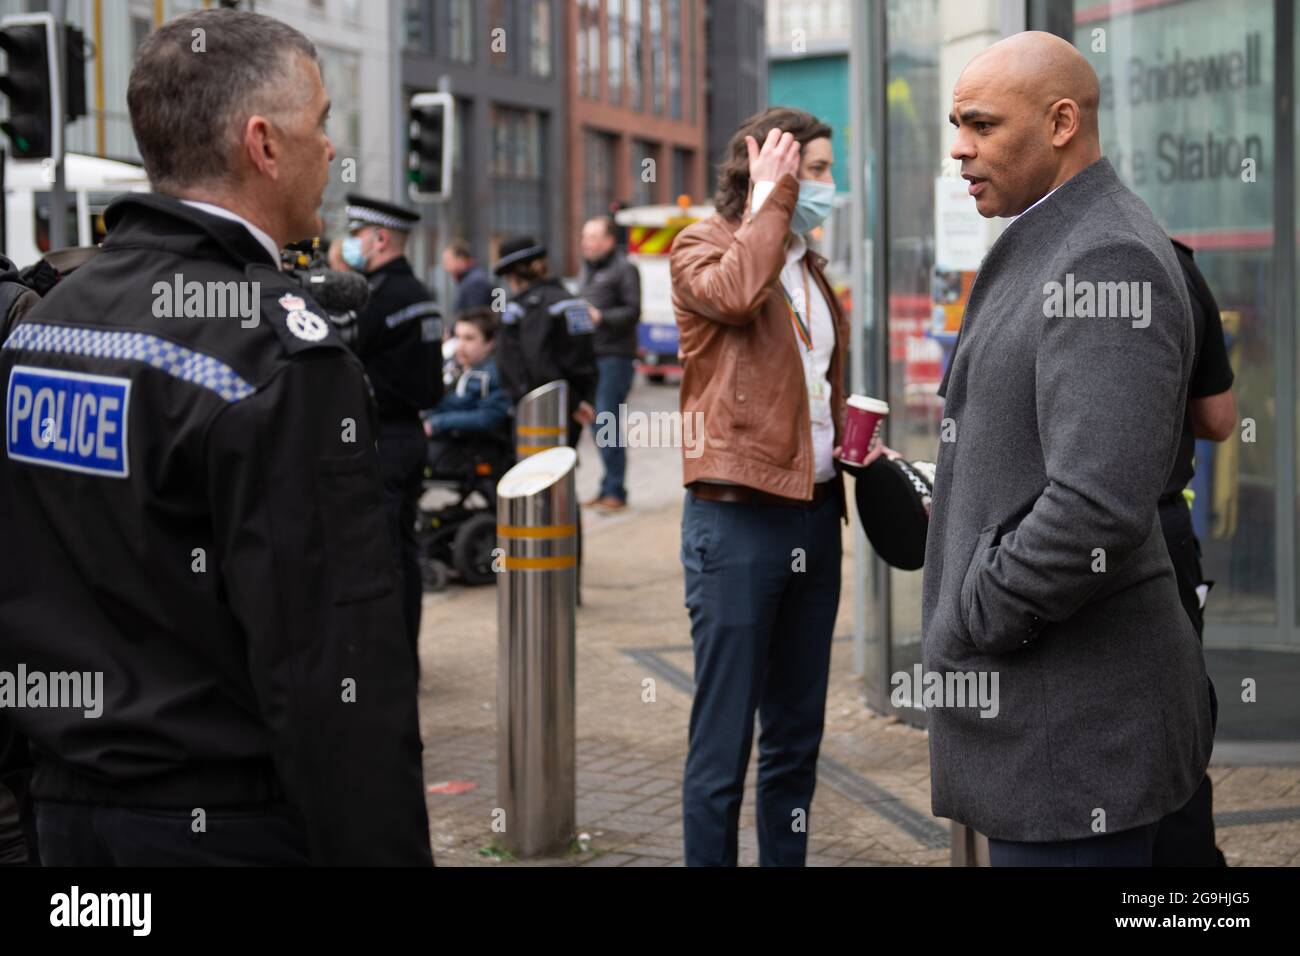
[127, 9, 318, 192]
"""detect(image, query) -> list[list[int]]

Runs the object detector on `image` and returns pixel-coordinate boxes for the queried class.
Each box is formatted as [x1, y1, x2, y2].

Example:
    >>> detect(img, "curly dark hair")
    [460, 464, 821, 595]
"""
[713, 107, 833, 221]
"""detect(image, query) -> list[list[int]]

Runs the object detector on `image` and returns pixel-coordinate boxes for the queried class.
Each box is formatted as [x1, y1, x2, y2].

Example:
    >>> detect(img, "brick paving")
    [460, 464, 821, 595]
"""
[415, 381, 1300, 868]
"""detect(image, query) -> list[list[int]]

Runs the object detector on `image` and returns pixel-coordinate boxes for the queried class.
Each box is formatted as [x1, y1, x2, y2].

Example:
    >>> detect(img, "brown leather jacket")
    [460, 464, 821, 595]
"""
[670, 172, 849, 512]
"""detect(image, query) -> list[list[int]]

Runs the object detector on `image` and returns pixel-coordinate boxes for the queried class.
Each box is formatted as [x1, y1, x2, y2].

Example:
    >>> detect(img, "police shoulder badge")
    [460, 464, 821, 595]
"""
[286, 308, 329, 342]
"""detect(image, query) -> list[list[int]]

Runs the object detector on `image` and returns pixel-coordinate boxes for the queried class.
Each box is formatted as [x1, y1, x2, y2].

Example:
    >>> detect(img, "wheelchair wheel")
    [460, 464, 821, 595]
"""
[453, 513, 498, 586]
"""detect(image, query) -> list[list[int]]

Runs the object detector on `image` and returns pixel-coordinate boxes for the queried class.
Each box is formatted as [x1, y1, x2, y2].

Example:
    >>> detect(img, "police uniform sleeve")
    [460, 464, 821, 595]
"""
[554, 303, 597, 409]
[203, 347, 432, 866]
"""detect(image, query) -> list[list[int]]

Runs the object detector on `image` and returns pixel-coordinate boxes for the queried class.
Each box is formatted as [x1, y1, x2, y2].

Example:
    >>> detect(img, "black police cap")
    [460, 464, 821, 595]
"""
[345, 194, 421, 232]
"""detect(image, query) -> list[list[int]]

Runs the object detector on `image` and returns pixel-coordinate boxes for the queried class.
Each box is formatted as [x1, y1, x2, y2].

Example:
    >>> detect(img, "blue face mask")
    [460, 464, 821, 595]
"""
[790, 179, 835, 235]
[342, 235, 368, 270]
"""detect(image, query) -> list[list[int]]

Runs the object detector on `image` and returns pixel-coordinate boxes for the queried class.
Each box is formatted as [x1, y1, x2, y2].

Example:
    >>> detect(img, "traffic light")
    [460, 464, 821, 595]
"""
[63, 25, 86, 123]
[408, 92, 454, 202]
[0, 14, 59, 161]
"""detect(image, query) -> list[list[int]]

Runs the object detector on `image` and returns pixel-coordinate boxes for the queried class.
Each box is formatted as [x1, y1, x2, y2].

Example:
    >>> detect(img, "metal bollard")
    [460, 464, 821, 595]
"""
[514, 380, 569, 458]
[496, 445, 577, 857]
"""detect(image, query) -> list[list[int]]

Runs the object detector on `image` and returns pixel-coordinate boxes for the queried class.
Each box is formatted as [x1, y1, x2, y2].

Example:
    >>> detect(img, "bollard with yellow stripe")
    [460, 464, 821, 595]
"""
[514, 379, 569, 459]
[495, 445, 577, 857]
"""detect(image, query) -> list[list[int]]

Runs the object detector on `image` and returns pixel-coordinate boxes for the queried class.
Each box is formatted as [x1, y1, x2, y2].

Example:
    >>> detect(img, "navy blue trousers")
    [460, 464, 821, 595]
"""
[680, 488, 841, 867]
[593, 356, 636, 501]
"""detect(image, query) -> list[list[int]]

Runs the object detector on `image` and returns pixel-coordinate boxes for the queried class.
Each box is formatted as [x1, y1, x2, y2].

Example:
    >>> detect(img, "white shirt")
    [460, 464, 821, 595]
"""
[180, 199, 280, 263]
[751, 180, 837, 483]
[1016, 185, 1059, 220]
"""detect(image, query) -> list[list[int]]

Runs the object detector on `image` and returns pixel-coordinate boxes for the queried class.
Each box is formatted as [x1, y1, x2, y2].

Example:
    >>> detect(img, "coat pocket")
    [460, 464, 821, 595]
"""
[958, 524, 999, 647]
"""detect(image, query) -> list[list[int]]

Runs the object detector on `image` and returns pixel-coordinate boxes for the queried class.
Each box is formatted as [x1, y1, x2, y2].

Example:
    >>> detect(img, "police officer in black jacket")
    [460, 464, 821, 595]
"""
[493, 235, 597, 447]
[0, 9, 431, 866]
[1152, 239, 1236, 867]
[341, 195, 441, 661]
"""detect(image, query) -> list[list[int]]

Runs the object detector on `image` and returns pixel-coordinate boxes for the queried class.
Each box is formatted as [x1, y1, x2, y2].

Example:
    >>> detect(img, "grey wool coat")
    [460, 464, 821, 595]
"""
[921, 157, 1214, 843]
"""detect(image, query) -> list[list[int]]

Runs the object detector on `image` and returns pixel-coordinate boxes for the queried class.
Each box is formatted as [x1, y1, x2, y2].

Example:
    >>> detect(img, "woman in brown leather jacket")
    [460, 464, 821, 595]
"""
[669, 108, 885, 867]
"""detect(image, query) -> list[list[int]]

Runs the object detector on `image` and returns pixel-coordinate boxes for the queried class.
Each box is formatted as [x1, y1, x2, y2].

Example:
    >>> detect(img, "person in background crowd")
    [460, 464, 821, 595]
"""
[579, 216, 642, 513]
[1152, 238, 1236, 867]
[670, 108, 858, 867]
[423, 308, 512, 472]
[342, 194, 443, 665]
[443, 239, 495, 313]
[492, 235, 596, 445]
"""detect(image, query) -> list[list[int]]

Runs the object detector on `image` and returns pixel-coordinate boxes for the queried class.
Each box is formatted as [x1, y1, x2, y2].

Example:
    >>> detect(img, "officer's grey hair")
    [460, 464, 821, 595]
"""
[127, 9, 318, 192]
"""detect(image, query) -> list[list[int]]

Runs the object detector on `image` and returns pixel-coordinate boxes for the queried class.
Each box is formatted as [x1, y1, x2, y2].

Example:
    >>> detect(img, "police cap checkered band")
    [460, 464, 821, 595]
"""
[494, 235, 547, 275]
[345, 194, 419, 232]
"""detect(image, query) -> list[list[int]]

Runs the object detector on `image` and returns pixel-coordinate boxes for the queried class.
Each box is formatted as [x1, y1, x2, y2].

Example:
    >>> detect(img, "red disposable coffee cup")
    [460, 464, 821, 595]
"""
[840, 395, 890, 465]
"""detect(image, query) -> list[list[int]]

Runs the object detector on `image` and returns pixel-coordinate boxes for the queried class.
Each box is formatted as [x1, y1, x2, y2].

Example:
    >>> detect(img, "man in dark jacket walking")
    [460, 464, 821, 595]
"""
[578, 217, 641, 511]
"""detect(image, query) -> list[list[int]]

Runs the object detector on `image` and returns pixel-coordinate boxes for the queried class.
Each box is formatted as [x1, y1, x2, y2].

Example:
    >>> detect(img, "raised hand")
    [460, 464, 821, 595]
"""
[745, 128, 801, 185]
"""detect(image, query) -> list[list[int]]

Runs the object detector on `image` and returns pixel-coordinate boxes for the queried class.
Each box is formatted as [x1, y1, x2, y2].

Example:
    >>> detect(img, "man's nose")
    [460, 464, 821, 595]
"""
[950, 131, 975, 160]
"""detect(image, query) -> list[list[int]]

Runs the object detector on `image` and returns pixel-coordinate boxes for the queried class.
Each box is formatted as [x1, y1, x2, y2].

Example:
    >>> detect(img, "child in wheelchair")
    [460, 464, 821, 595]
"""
[419, 307, 515, 588]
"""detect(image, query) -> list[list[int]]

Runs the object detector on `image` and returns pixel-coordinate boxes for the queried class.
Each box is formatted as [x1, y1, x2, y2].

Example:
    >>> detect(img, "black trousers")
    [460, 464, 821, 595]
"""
[989, 821, 1160, 866]
[1154, 498, 1225, 867]
[35, 801, 309, 866]
[379, 421, 428, 665]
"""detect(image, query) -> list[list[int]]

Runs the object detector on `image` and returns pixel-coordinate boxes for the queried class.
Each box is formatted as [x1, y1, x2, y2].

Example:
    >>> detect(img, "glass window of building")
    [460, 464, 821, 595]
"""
[628, 0, 644, 109]
[609, 0, 624, 104]
[631, 139, 656, 206]
[650, 0, 665, 114]
[672, 146, 692, 200]
[490, 106, 547, 242]
[401, 0, 426, 50]
[668, 0, 681, 119]
[530, 0, 552, 77]
[488, 0, 511, 71]
[585, 129, 618, 220]
[450, 0, 474, 63]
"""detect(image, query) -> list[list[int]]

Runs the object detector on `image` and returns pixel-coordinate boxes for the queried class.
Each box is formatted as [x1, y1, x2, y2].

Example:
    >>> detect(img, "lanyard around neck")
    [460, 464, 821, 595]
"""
[778, 260, 813, 352]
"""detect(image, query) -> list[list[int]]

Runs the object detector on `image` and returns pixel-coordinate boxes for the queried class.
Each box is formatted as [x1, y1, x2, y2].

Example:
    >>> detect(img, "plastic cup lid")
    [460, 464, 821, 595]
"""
[847, 395, 890, 414]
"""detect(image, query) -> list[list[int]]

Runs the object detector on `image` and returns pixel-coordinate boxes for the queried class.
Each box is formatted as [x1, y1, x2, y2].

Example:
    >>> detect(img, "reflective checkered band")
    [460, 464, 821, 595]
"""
[346, 205, 415, 231]
[3, 323, 256, 403]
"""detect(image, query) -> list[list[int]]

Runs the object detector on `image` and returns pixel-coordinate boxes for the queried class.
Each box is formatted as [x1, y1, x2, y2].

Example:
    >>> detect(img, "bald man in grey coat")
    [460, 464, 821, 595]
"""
[923, 31, 1213, 866]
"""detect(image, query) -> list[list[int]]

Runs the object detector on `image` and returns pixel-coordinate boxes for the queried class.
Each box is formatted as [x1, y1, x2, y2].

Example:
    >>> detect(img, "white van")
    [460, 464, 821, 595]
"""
[4, 153, 150, 268]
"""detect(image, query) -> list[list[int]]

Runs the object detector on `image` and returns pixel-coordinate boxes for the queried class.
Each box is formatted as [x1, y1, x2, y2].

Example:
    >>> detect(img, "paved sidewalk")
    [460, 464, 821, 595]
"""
[415, 381, 1300, 867]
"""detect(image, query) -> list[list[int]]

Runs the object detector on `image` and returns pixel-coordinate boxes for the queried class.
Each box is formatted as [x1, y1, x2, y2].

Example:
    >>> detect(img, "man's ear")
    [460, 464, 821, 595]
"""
[242, 114, 278, 179]
[1049, 98, 1082, 148]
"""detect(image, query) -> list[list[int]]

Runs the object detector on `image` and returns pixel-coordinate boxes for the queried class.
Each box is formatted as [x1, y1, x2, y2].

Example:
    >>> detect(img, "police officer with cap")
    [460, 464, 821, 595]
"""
[0, 9, 431, 865]
[493, 235, 596, 446]
[341, 193, 442, 663]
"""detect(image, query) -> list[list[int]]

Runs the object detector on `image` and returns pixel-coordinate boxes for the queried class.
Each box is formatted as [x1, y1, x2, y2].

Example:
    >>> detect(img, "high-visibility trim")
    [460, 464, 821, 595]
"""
[516, 425, 565, 436]
[503, 555, 577, 571]
[497, 523, 576, 539]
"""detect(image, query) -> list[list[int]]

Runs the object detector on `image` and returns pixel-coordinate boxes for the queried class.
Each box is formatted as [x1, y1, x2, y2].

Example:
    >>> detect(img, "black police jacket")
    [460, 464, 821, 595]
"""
[495, 277, 597, 446]
[0, 194, 432, 865]
[355, 256, 441, 423]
